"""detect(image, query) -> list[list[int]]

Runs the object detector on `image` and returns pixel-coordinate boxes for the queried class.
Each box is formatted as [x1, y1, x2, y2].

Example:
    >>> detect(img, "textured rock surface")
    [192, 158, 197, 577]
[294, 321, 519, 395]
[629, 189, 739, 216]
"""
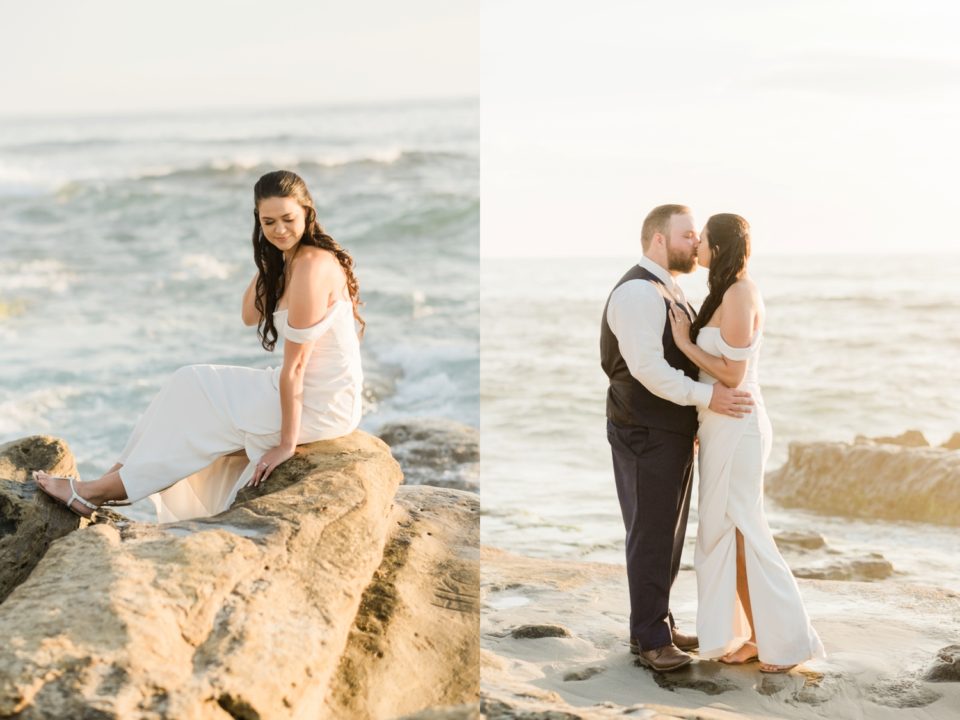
[766, 440, 960, 525]
[0, 436, 82, 603]
[792, 553, 895, 582]
[924, 645, 960, 683]
[323, 485, 480, 719]
[0, 430, 479, 720]
[378, 419, 479, 492]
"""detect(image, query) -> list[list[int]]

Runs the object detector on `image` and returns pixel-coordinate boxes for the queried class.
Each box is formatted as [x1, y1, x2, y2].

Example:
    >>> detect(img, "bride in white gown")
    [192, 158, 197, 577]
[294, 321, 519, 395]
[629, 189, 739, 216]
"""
[34, 170, 364, 522]
[668, 213, 824, 673]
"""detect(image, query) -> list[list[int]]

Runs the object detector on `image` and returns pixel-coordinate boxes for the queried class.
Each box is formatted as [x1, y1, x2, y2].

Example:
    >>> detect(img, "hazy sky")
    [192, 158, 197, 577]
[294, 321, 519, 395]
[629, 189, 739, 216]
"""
[0, 1, 477, 116]
[482, 1, 960, 256]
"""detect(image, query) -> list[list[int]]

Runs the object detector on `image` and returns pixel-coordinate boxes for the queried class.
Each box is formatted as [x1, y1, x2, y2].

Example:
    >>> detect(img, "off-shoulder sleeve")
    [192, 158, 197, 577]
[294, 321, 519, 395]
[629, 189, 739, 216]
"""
[715, 331, 761, 361]
[282, 303, 345, 344]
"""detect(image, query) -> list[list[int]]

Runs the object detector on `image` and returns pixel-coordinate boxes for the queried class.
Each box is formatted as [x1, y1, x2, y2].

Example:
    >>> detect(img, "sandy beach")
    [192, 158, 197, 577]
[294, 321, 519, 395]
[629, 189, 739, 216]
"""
[481, 545, 960, 719]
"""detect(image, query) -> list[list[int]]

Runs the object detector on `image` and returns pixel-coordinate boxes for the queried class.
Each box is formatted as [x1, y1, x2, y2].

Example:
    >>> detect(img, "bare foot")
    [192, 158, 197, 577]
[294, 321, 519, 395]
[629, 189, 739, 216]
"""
[33, 470, 97, 518]
[719, 641, 758, 664]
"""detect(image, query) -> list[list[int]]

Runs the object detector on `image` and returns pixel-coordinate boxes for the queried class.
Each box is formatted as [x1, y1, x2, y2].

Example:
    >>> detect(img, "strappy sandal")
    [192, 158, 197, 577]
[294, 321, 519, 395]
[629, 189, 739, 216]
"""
[718, 640, 759, 665]
[759, 662, 797, 674]
[32, 471, 98, 518]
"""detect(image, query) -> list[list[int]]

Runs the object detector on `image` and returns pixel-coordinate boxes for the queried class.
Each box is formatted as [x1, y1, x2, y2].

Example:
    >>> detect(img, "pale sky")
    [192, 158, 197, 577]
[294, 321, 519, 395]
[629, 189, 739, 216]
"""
[0, 0, 477, 116]
[481, 0, 960, 256]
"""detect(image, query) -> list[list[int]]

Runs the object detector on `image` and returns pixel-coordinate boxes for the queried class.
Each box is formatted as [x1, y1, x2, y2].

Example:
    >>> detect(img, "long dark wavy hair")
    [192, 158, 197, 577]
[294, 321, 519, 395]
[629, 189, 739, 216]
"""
[252, 170, 364, 351]
[689, 213, 751, 343]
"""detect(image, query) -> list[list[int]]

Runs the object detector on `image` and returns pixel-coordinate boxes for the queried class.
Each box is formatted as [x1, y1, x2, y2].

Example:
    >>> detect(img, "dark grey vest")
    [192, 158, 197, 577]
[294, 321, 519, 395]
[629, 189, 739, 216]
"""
[600, 265, 699, 435]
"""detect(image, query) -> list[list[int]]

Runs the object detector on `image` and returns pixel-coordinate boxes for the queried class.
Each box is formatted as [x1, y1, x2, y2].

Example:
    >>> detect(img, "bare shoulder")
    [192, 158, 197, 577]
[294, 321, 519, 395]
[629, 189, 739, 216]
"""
[291, 245, 338, 274]
[723, 276, 759, 303]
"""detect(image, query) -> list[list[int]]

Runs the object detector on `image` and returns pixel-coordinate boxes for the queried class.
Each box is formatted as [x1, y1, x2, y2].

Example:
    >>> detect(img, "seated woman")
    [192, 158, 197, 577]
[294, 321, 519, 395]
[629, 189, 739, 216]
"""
[35, 170, 364, 522]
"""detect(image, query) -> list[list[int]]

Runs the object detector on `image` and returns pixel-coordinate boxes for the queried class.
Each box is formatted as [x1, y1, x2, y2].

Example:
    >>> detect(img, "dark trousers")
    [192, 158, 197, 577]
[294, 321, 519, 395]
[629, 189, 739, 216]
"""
[608, 419, 695, 650]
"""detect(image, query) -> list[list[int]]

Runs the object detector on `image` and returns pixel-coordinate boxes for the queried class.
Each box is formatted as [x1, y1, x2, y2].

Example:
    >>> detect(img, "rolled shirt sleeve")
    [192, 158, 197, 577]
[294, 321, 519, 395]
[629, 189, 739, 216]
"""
[606, 280, 714, 409]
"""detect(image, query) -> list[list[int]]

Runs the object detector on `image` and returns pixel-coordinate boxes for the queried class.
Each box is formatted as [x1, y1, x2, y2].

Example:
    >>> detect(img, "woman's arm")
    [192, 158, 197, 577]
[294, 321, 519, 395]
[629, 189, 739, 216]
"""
[241, 272, 260, 326]
[669, 283, 755, 388]
[249, 249, 337, 485]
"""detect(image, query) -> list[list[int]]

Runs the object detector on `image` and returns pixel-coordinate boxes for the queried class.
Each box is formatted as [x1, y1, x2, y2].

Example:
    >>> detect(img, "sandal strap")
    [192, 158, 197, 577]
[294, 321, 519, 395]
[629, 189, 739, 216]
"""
[67, 478, 98, 511]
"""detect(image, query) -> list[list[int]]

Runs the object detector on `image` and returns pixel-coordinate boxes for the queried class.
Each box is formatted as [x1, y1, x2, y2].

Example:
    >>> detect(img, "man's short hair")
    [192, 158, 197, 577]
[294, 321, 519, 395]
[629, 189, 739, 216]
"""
[641, 204, 691, 250]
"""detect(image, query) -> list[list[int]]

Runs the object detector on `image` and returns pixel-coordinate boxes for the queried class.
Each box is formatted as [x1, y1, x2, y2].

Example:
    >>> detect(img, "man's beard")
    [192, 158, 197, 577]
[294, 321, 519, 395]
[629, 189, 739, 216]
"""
[666, 242, 697, 273]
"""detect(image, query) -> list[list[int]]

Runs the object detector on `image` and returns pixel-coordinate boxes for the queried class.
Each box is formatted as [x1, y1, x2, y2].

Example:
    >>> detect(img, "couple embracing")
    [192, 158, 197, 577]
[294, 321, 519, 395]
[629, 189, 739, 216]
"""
[601, 204, 825, 674]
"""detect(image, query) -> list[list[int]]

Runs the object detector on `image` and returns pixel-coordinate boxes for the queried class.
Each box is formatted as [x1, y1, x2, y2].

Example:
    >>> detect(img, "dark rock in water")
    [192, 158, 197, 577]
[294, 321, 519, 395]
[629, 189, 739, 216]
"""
[942, 433, 960, 451]
[766, 440, 960, 525]
[774, 530, 827, 551]
[379, 418, 479, 493]
[792, 553, 894, 581]
[563, 666, 605, 682]
[481, 696, 582, 720]
[646, 661, 738, 696]
[855, 429, 929, 447]
[511, 624, 571, 639]
[923, 644, 960, 682]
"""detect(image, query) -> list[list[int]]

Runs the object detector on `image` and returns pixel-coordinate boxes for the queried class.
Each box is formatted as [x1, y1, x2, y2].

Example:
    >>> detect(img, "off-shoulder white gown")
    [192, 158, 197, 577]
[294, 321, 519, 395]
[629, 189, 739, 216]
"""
[694, 324, 825, 666]
[116, 300, 363, 522]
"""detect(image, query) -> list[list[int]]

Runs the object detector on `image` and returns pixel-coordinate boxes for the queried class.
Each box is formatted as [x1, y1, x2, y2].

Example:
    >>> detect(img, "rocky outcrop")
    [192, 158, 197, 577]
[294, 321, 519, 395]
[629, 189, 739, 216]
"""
[924, 645, 960, 683]
[0, 431, 479, 719]
[854, 430, 930, 447]
[766, 439, 960, 525]
[378, 419, 479, 493]
[792, 553, 895, 582]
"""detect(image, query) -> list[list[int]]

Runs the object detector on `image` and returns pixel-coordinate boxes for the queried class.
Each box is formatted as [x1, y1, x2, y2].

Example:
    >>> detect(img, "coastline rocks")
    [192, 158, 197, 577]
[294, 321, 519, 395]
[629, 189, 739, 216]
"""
[766, 440, 960, 525]
[855, 430, 929, 447]
[378, 419, 479, 493]
[0, 436, 83, 603]
[0, 431, 479, 719]
[792, 553, 895, 582]
[923, 645, 960, 683]
[774, 530, 827, 551]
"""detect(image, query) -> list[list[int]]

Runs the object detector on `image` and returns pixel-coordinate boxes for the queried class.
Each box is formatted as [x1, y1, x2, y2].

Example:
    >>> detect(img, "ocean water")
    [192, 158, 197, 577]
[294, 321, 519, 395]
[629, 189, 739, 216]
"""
[0, 99, 478, 519]
[481, 255, 960, 591]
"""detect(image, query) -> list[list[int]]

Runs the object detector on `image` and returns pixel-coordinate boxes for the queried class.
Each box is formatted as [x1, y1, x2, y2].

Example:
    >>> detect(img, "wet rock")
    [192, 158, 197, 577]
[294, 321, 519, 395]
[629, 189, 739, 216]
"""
[511, 624, 571, 639]
[792, 553, 894, 581]
[923, 644, 960, 682]
[774, 530, 826, 551]
[766, 440, 960, 525]
[379, 418, 479, 493]
[563, 666, 605, 682]
[0, 430, 479, 720]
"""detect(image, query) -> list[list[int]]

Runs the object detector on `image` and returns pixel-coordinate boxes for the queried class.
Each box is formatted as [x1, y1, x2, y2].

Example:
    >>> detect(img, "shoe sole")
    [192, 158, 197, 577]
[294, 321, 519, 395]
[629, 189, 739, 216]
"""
[634, 652, 693, 672]
[631, 644, 699, 655]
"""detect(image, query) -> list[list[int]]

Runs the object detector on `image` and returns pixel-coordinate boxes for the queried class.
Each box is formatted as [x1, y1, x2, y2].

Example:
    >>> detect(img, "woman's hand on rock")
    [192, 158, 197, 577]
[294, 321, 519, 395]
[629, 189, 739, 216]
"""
[249, 444, 295, 487]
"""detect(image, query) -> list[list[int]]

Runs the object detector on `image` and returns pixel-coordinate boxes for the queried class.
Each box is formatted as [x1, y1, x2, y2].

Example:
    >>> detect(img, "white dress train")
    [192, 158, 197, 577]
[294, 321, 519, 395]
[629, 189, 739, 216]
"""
[694, 325, 825, 666]
[116, 300, 363, 523]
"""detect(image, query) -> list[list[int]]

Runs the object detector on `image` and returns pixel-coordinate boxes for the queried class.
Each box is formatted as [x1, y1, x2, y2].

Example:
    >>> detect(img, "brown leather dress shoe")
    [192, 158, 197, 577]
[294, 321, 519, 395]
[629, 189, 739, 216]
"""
[630, 629, 699, 654]
[634, 643, 693, 672]
[671, 628, 699, 651]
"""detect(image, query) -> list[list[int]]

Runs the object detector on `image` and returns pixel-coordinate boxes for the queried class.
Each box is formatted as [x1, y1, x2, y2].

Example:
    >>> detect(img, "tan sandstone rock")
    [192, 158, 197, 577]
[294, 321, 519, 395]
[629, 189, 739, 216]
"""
[0, 430, 478, 719]
[767, 440, 960, 525]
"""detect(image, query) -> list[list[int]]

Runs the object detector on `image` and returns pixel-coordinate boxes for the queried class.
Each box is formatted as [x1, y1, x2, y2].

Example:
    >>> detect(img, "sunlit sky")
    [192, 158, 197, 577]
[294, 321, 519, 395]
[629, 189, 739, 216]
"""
[482, 1, 960, 256]
[0, 1, 477, 116]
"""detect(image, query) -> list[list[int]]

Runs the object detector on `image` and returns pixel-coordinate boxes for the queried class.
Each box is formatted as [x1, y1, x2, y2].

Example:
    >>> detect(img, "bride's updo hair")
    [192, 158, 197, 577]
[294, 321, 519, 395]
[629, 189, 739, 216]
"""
[689, 213, 750, 343]
[251, 170, 364, 351]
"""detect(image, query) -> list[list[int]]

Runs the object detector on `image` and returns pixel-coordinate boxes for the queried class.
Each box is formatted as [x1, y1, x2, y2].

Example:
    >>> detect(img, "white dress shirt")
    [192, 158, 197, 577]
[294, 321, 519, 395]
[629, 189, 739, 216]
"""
[606, 256, 714, 409]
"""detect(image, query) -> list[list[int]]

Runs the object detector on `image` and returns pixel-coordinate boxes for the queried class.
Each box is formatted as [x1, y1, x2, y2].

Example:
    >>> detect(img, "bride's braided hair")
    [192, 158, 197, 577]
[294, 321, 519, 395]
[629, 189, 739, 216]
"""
[251, 170, 364, 351]
[689, 213, 750, 343]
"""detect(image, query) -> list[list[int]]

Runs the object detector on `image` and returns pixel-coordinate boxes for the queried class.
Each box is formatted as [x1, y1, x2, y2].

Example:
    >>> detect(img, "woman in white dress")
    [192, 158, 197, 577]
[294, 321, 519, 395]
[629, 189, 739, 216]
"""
[667, 213, 824, 673]
[34, 170, 364, 522]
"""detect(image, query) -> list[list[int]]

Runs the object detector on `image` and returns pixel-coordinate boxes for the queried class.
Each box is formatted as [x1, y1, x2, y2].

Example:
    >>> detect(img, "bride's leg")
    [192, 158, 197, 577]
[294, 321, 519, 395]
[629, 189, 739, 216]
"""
[720, 528, 758, 663]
